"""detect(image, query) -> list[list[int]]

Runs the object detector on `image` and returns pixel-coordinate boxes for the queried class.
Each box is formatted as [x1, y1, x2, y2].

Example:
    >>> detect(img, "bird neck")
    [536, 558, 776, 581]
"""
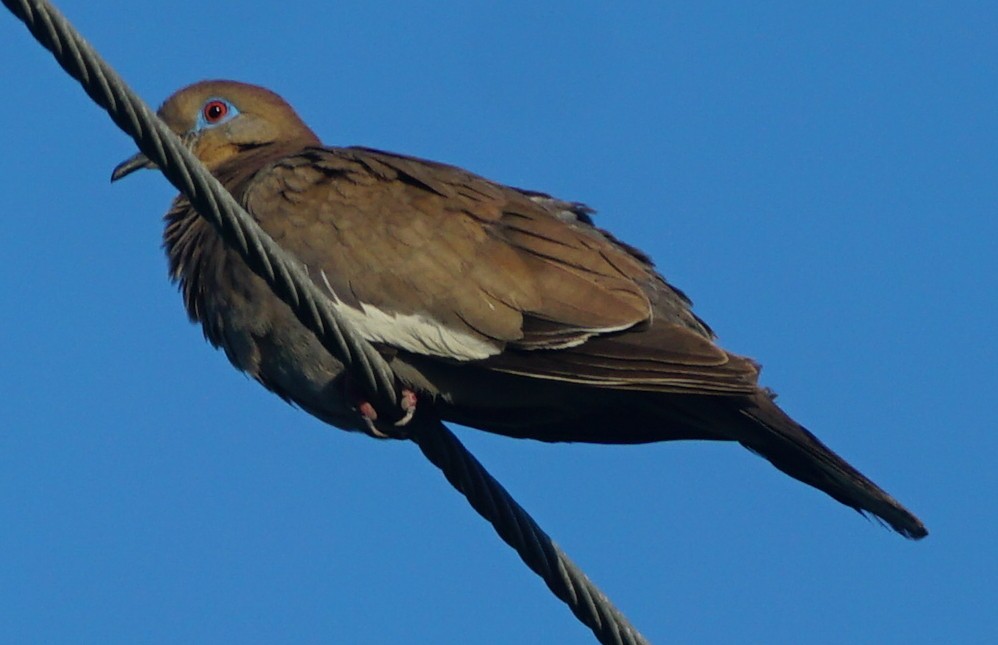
[162, 140, 311, 334]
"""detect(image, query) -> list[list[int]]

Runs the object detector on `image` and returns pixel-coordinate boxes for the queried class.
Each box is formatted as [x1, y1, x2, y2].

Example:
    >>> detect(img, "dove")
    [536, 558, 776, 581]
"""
[112, 80, 927, 539]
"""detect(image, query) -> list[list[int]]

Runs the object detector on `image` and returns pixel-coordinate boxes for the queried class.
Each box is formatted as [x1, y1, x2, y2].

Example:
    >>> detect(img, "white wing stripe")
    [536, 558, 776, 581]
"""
[319, 270, 498, 361]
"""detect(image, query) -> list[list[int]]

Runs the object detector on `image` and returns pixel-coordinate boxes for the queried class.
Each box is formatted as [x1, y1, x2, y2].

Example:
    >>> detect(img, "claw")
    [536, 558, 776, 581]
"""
[395, 389, 417, 426]
[351, 387, 417, 438]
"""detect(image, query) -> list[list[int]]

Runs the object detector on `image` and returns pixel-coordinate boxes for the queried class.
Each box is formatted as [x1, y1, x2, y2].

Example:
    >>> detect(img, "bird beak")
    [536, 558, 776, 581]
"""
[110, 151, 157, 182]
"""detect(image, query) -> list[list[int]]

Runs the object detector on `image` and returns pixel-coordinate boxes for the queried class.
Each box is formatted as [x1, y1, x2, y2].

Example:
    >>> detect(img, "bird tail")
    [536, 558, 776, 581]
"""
[726, 391, 927, 539]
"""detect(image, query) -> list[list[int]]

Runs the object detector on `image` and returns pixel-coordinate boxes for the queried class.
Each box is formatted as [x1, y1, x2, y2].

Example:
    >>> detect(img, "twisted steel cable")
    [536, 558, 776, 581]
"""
[3, 1, 650, 643]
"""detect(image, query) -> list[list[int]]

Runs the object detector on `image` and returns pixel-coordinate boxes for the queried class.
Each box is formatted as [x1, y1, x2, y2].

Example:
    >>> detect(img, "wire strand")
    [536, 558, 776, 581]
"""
[3, 1, 650, 642]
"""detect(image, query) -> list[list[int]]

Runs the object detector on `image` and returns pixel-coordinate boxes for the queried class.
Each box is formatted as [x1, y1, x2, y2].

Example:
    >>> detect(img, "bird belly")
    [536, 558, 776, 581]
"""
[202, 253, 366, 432]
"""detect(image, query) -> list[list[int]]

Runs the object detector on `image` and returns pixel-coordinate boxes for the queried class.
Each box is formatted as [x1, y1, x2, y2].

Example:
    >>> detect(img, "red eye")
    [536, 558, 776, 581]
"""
[202, 100, 229, 123]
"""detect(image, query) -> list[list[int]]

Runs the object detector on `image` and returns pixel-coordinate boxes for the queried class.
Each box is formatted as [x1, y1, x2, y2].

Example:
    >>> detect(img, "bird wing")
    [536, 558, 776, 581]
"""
[240, 146, 757, 394]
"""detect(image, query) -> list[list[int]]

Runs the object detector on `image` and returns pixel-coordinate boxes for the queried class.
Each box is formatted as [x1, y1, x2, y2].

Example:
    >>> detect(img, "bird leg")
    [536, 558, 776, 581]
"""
[347, 380, 417, 439]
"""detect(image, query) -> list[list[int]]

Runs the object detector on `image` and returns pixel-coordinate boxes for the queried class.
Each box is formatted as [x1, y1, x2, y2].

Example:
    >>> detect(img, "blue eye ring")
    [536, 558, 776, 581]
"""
[196, 98, 239, 130]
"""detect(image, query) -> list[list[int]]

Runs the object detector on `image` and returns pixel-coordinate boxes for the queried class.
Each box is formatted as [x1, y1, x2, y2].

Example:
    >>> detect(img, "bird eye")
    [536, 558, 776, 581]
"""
[202, 100, 229, 124]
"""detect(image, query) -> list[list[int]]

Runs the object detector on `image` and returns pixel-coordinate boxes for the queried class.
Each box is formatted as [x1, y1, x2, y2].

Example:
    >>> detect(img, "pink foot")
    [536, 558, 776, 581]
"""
[396, 389, 417, 426]
[354, 388, 417, 438]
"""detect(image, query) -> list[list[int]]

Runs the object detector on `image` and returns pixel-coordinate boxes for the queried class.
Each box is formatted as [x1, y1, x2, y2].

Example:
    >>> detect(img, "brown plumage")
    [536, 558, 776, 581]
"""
[112, 80, 927, 539]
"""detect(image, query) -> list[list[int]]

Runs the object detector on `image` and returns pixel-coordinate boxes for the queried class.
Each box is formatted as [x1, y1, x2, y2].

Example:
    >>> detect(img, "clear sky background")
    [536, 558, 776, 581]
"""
[2, 2, 995, 643]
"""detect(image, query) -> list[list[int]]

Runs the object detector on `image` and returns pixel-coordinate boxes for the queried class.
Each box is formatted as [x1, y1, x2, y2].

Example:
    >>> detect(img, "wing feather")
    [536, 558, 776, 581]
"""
[238, 146, 759, 393]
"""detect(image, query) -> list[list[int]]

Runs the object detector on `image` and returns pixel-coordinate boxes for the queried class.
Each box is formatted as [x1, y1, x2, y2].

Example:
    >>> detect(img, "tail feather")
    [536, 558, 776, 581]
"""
[734, 391, 927, 539]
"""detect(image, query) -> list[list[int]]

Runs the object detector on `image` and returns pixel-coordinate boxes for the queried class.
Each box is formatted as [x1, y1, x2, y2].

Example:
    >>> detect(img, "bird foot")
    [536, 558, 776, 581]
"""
[356, 389, 417, 439]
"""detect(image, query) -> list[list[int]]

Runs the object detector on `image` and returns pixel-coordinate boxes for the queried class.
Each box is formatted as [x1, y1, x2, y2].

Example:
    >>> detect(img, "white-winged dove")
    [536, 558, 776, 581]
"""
[112, 80, 927, 539]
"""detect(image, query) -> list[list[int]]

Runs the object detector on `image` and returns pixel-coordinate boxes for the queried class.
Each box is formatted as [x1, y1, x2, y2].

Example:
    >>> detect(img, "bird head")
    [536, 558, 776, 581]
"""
[111, 80, 320, 181]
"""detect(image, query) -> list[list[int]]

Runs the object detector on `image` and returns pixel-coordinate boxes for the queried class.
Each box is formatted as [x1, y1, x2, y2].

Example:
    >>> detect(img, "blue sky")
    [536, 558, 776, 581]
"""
[2, 2, 995, 643]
